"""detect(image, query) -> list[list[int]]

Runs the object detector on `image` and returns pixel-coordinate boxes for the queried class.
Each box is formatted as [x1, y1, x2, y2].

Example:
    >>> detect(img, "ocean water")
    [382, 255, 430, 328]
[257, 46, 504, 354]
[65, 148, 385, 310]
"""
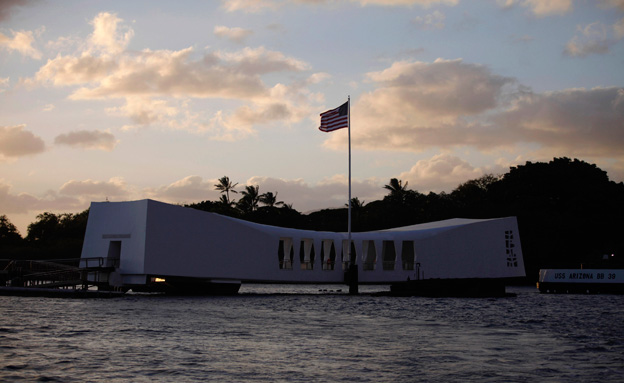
[1, 285, 623, 382]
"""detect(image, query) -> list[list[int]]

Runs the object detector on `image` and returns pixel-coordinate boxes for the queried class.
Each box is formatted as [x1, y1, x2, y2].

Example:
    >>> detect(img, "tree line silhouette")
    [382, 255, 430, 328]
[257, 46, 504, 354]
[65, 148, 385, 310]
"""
[2, 158, 623, 281]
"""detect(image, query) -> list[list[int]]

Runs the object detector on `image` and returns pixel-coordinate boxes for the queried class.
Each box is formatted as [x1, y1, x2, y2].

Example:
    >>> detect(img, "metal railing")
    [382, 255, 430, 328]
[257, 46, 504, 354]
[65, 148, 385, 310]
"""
[2, 257, 119, 290]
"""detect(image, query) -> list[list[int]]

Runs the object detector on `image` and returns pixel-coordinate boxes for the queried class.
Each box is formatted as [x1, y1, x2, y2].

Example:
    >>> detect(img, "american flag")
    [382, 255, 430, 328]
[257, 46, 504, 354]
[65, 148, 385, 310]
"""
[319, 101, 349, 132]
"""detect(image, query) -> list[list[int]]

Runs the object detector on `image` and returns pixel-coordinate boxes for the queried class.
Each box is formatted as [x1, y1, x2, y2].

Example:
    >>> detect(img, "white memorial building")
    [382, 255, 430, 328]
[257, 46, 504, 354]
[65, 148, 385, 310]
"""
[80, 199, 525, 293]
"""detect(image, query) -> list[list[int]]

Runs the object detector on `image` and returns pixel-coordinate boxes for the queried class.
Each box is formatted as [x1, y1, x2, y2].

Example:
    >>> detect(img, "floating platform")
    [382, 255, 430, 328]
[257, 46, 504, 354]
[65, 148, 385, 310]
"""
[129, 277, 241, 295]
[0, 286, 126, 299]
[389, 278, 510, 297]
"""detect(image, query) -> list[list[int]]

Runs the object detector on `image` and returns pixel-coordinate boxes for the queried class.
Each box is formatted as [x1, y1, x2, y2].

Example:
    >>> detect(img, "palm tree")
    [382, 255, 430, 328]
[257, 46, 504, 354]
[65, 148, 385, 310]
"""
[282, 203, 294, 210]
[384, 178, 408, 194]
[259, 191, 284, 207]
[383, 178, 409, 203]
[214, 176, 238, 205]
[345, 197, 365, 209]
[238, 185, 260, 213]
[218, 194, 235, 207]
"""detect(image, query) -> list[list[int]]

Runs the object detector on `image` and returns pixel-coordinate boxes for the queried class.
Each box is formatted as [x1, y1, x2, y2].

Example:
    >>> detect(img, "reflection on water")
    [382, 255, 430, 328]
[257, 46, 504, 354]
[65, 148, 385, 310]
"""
[1, 286, 623, 382]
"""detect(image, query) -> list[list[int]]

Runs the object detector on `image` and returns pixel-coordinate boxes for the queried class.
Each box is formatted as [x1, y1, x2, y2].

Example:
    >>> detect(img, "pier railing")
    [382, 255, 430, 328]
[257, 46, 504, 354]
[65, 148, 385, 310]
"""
[2, 259, 82, 288]
[2, 258, 119, 289]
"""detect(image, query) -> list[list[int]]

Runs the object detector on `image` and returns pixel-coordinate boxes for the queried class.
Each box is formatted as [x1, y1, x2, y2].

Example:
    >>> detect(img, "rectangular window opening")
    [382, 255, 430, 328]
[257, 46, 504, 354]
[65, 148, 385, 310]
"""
[321, 240, 337, 271]
[300, 239, 315, 270]
[402, 241, 415, 271]
[382, 241, 396, 271]
[278, 238, 293, 270]
[341, 240, 357, 271]
[362, 240, 376, 271]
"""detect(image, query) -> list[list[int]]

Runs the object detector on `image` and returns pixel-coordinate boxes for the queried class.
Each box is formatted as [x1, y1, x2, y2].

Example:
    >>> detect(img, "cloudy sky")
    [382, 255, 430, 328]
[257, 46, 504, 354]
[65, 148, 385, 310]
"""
[1, 0, 623, 235]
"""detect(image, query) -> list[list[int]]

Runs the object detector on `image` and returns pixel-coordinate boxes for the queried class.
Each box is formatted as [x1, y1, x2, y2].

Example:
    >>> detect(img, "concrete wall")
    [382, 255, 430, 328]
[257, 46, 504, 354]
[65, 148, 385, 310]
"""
[80, 199, 526, 285]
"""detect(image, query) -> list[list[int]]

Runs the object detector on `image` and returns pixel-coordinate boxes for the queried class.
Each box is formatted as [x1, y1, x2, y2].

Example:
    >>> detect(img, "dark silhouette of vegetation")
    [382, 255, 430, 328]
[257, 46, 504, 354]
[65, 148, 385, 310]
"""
[260, 191, 283, 207]
[3, 157, 623, 281]
[487, 158, 624, 278]
[237, 185, 261, 213]
[0, 215, 22, 246]
[1, 210, 88, 261]
[383, 178, 410, 204]
[346, 197, 365, 209]
[214, 176, 238, 206]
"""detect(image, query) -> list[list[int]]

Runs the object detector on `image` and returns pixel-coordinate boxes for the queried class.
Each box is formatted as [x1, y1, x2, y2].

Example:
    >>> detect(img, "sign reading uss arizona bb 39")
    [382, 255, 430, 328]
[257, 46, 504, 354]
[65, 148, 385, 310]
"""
[540, 269, 624, 284]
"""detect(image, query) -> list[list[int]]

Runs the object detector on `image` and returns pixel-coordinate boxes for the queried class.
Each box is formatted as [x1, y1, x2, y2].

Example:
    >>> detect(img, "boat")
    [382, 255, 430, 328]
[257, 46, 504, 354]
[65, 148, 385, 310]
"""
[538, 267, 624, 294]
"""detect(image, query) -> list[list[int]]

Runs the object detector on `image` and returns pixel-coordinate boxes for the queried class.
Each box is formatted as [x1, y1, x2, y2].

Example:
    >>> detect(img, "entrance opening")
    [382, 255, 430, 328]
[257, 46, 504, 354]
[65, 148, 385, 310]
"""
[107, 241, 121, 268]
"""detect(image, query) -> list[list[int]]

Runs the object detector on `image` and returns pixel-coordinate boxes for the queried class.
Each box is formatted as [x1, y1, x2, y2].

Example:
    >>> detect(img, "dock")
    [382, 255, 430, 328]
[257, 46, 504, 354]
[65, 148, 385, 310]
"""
[1, 258, 124, 298]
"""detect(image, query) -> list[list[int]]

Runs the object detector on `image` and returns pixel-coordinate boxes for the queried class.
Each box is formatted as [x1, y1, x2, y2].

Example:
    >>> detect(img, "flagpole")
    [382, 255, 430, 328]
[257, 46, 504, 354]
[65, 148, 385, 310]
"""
[319, 97, 357, 294]
[347, 95, 358, 294]
[348, 95, 351, 240]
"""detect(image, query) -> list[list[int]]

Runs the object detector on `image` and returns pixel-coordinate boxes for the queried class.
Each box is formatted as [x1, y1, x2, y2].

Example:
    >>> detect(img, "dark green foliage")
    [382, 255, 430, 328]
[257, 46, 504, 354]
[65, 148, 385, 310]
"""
[304, 208, 350, 232]
[26, 212, 61, 242]
[487, 158, 624, 278]
[259, 191, 283, 207]
[186, 200, 242, 219]
[11, 210, 90, 260]
[237, 185, 260, 213]
[214, 176, 238, 206]
[26, 210, 89, 243]
[0, 215, 24, 262]
[245, 206, 302, 228]
[0, 215, 22, 245]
